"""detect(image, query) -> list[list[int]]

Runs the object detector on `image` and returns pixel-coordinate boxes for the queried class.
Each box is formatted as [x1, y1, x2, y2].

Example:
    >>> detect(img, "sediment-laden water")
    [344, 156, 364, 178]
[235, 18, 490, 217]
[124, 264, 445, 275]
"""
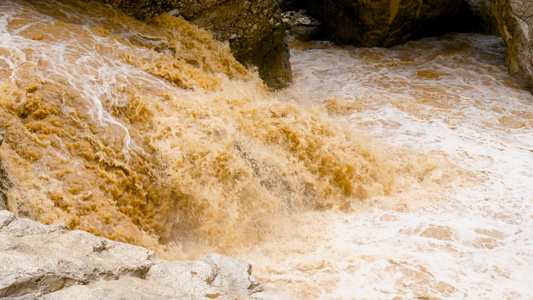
[0, 0, 531, 299]
[240, 34, 533, 298]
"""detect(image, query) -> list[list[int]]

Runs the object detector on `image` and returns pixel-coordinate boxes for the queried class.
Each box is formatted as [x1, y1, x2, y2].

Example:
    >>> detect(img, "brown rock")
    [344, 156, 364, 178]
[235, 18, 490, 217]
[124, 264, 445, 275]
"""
[290, 26, 321, 41]
[0, 134, 10, 211]
[306, 0, 464, 47]
[173, 0, 291, 89]
[88, 0, 292, 89]
[492, 0, 533, 90]
[93, 0, 174, 19]
[466, 0, 499, 34]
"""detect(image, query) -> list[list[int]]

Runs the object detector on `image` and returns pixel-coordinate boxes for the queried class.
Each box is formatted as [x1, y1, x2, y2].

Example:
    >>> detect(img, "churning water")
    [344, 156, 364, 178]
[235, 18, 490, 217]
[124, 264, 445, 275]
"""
[241, 34, 533, 299]
[0, 0, 532, 299]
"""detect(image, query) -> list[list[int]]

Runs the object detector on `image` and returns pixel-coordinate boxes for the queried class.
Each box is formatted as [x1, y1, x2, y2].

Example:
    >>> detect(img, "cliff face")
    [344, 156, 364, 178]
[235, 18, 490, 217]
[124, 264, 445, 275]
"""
[93, 0, 291, 89]
[305, 0, 464, 47]
[492, 0, 533, 90]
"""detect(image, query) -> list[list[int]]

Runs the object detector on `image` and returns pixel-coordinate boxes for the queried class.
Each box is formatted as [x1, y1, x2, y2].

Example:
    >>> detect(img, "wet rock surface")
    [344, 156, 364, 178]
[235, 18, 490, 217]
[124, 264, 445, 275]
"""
[0, 211, 299, 300]
[91, 0, 173, 19]
[304, 0, 464, 47]
[465, 0, 499, 34]
[290, 26, 321, 41]
[89, 0, 291, 90]
[282, 10, 322, 41]
[0, 134, 10, 211]
[492, 0, 533, 90]
[173, 0, 291, 90]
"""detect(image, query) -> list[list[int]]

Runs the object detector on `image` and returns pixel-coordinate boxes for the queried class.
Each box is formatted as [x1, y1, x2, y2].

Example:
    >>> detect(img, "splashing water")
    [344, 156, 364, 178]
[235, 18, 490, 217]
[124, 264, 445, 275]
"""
[2, 0, 525, 298]
[0, 0, 451, 260]
[240, 35, 533, 298]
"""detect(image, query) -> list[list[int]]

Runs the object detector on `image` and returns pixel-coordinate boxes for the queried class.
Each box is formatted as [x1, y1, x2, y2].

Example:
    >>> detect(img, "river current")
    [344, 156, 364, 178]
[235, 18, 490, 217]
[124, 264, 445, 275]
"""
[242, 34, 533, 299]
[0, 1, 532, 299]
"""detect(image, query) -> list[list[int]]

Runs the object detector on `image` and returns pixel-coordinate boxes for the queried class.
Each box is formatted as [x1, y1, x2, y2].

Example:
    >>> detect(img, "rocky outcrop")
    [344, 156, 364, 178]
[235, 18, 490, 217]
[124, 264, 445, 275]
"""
[0, 134, 10, 210]
[92, 0, 291, 89]
[492, 0, 533, 90]
[173, 0, 291, 89]
[466, 0, 499, 34]
[95, 0, 173, 19]
[282, 10, 322, 41]
[305, 0, 464, 47]
[0, 210, 298, 299]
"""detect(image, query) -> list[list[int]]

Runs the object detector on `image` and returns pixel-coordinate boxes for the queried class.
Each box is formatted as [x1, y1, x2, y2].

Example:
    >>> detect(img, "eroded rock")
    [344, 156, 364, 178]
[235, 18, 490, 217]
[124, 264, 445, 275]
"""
[492, 0, 533, 90]
[201, 253, 263, 297]
[0, 134, 11, 211]
[0, 211, 299, 299]
[305, 0, 464, 47]
[173, 0, 291, 89]
[89, 0, 292, 89]
[42, 276, 188, 300]
[466, 0, 499, 34]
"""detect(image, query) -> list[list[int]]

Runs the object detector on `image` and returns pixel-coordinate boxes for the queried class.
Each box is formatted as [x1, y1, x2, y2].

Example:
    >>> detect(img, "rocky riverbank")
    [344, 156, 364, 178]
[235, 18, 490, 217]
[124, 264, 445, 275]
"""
[0, 210, 298, 299]
[492, 0, 533, 90]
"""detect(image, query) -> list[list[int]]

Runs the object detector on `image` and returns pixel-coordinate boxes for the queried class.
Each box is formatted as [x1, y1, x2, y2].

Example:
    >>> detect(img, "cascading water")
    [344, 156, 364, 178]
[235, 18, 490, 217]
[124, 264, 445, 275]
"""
[0, 0, 531, 299]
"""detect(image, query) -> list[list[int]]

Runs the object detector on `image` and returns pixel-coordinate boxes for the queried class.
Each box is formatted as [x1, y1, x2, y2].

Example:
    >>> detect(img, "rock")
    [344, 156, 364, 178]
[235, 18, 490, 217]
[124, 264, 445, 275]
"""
[281, 10, 321, 28]
[42, 276, 188, 300]
[492, 0, 533, 90]
[278, 0, 307, 12]
[92, 0, 174, 19]
[172, 0, 292, 90]
[88, 0, 292, 90]
[465, 0, 499, 34]
[290, 26, 321, 41]
[0, 134, 11, 211]
[281, 9, 322, 41]
[200, 253, 263, 297]
[0, 211, 299, 299]
[145, 260, 228, 298]
[251, 286, 302, 300]
[0, 219, 154, 297]
[305, 0, 464, 47]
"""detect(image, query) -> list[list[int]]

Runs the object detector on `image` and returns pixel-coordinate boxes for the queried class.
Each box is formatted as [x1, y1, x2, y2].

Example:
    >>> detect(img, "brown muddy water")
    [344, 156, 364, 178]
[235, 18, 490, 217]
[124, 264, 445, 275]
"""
[0, 0, 532, 299]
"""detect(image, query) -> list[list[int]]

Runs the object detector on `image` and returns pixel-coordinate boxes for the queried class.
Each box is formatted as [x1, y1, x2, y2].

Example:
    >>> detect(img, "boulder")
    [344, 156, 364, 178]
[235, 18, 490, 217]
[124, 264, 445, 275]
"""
[0, 210, 299, 299]
[305, 0, 464, 47]
[91, 0, 291, 89]
[200, 253, 263, 297]
[290, 25, 321, 41]
[281, 10, 322, 41]
[492, 0, 533, 90]
[171, 0, 291, 89]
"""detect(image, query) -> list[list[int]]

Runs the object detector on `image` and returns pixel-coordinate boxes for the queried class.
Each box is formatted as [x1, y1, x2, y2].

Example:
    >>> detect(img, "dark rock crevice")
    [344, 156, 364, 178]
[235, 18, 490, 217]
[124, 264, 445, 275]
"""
[0, 135, 12, 211]
[283, 0, 466, 47]
[279, 0, 498, 46]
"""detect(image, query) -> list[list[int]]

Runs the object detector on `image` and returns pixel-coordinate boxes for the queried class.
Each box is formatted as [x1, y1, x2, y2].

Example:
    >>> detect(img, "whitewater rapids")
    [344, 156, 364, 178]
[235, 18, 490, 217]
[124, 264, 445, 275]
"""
[0, 1, 531, 299]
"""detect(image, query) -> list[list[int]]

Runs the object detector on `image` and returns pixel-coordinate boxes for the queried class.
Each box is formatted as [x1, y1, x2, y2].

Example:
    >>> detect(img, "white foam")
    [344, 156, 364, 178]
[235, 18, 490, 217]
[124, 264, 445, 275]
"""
[262, 34, 533, 298]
